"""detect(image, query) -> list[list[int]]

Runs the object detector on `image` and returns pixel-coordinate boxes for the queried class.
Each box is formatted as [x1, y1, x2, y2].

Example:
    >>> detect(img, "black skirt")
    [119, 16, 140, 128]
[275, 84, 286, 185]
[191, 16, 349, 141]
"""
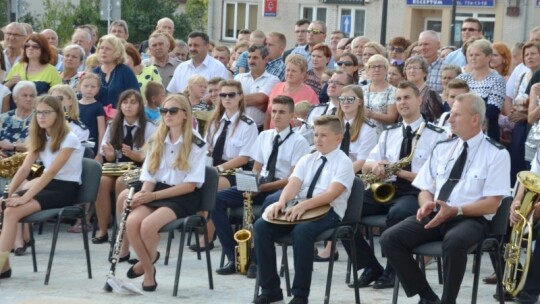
[17, 179, 80, 210]
[146, 183, 201, 219]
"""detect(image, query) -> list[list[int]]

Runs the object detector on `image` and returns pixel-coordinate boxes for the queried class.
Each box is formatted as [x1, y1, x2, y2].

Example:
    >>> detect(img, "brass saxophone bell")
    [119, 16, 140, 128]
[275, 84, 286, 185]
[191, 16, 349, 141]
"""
[371, 182, 396, 204]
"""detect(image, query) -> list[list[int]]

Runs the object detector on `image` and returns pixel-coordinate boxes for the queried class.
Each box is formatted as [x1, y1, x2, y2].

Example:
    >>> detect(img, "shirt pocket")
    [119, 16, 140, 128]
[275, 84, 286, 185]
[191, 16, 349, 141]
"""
[463, 168, 487, 194]
[230, 138, 244, 148]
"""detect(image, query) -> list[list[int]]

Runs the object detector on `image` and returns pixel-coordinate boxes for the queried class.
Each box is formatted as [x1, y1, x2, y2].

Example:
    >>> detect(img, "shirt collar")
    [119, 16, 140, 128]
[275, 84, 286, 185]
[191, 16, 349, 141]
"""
[274, 126, 292, 140]
[123, 119, 140, 128]
[402, 117, 423, 132]
[221, 110, 240, 123]
[317, 146, 341, 159]
[459, 131, 484, 151]
[164, 132, 183, 145]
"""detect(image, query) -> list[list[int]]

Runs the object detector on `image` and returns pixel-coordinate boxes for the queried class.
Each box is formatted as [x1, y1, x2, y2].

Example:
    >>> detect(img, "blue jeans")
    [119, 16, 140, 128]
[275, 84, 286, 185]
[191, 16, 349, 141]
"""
[254, 210, 340, 298]
[212, 187, 279, 262]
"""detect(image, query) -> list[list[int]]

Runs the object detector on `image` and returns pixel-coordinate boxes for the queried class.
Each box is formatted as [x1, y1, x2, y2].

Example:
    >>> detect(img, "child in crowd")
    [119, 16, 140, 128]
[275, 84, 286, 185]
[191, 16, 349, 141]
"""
[49, 84, 90, 142]
[294, 100, 314, 145]
[78, 73, 106, 159]
[144, 81, 166, 124]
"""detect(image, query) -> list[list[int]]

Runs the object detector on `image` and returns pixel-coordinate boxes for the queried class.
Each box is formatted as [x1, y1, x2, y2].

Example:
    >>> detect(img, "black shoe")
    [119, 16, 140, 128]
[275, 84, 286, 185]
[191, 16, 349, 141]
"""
[515, 291, 539, 304]
[91, 233, 109, 244]
[189, 241, 214, 252]
[0, 268, 12, 279]
[246, 263, 257, 279]
[493, 290, 515, 302]
[216, 261, 236, 275]
[289, 296, 308, 304]
[418, 297, 441, 304]
[126, 252, 160, 279]
[109, 252, 130, 263]
[373, 272, 394, 289]
[313, 251, 339, 262]
[253, 291, 284, 304]
[348, 266, 383, 288]
[142, 267, 157, 292]
[14, 239, 33, 256]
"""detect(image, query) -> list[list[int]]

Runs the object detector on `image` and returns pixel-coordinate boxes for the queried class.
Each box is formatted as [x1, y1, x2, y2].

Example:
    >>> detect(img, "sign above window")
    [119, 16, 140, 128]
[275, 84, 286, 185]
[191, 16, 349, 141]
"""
[406, 0, 494, 7]
[323, 0, 365, 4]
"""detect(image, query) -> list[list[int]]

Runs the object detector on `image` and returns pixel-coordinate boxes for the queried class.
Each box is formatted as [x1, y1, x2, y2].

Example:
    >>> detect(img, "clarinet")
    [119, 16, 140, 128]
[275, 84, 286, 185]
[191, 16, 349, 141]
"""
[104, 186, 135, 292]
[0, 185, 8, 235]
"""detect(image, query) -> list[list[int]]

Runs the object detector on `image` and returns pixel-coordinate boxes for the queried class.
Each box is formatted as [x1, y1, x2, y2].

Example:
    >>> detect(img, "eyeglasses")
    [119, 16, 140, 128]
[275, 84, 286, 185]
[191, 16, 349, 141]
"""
[369, 64, 386, 70]
[307, 29, 324, 35]
[159, 107, 185, 115]
[219, 92, 238, 99]
[461, 27, 479, 32]
[387, 46, 405, 53]
[338, 96, 358, 104]
[406, 66, 422, 71]
[336, 61, 354, 67]
[24, 43, 41, 50]
[35, 110, 56, 117]
[5, 32, 25, 37]
[327, 79, 346, 86]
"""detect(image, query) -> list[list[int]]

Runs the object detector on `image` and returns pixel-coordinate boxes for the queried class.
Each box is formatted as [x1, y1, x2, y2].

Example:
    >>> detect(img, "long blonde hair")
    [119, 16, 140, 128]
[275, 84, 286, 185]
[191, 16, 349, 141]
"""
[337, 85, 365, 142]
[28, 95, 70, 153]
[207, 80, 245, 149]
[49, 84, 80, 121]
[147, 94, 193, 173]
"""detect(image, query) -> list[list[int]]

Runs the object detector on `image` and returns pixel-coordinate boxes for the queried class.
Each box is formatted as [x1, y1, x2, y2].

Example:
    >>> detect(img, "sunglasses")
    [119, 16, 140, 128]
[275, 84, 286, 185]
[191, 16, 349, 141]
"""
[159, 107, 184, 115]
[461, 27, 479, 32]
[24, 43, 41, 50]
[336, 61, 354, 67]
[219, 92, 238, 98]
[307, 29, 324, 35]
[338, 96, 358, 104]
[387, 46, 405, 53]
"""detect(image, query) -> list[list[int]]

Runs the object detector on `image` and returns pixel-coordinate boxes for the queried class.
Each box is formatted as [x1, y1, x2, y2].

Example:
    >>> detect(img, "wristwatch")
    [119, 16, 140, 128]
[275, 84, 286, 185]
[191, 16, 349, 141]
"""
[217, 165, 224, 173]
[456, 205, 463, 217]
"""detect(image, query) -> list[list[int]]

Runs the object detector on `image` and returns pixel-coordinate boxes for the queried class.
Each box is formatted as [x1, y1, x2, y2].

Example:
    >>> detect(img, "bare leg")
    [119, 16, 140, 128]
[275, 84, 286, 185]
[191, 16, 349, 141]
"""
[95, 176, 116, 238]
[317, 241, 338, 259]
[195, 176, 232, 246]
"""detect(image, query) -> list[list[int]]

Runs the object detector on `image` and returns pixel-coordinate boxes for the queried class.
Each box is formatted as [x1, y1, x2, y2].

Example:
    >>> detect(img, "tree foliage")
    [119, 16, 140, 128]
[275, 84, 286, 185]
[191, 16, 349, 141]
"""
[121, 0, 195, 44]
[185, 0, 208, 33]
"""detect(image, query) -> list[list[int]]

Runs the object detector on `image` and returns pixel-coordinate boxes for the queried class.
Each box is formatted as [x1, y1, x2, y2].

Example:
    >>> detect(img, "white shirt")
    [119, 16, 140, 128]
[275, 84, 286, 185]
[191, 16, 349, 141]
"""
[345, 119, 378, 163]
[413, 132, 511, 219]
[140, 133, 207, 188]
[39, 131, 84, 184]
[506, 63, 530, 99]
[234, 70, 280, 126]
[167, 54, 229, 93]
[367, 118, 449, 177]
[307, 101, 339, 125]
[251, 127, 310, 180]
[291, 148, 355, 219]
[531, 149, 540, 174]
[69, 121, 90, 142]
[3, 49, 21, 75]
[100, 120, 157, 156]
[205, 111, 258, 161]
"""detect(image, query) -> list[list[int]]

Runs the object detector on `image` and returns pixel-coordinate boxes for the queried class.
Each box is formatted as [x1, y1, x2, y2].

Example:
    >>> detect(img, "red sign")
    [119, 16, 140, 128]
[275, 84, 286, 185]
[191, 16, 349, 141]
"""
[264, 0, 277, 17]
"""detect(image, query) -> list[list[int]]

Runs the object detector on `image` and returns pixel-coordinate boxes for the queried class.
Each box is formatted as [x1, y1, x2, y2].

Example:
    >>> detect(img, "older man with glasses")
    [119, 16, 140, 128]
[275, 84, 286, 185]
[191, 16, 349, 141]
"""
[2, 22, 28, 74]
[290, 20, 335, 70]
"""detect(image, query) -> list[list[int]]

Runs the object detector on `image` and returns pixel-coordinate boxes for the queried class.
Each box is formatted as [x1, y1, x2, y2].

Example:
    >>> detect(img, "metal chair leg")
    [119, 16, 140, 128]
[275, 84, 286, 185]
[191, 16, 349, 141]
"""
[44, 215, 62, 285]
[80, 208, 92, 279]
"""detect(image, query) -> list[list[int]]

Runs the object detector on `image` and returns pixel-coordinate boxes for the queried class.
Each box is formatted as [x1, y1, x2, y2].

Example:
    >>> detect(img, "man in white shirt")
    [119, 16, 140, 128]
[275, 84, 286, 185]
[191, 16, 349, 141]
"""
[234, 45, 280, 129]
[167, 32, 229, 93]
[2, 22, 27, 74]
[381, 92, 510, 304]
[443, 18, 484, 68]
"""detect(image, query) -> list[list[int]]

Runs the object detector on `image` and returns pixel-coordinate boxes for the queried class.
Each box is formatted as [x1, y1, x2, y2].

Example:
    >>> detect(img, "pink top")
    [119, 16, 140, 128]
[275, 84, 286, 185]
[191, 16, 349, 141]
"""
[267, 82, 319, 128]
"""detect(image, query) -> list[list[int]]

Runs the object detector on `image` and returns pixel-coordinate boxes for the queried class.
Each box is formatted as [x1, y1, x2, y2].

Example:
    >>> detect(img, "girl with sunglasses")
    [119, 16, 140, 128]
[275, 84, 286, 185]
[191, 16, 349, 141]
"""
[191, 80, 258, 252]
[116, 94, 207, 292]
[0, 95, 84, 279]
[92, 90, 157, 245]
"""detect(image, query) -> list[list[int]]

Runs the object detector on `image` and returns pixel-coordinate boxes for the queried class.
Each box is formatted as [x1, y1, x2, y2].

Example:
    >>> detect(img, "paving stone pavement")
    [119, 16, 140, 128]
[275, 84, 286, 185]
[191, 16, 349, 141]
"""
[2, 223, 500, 303]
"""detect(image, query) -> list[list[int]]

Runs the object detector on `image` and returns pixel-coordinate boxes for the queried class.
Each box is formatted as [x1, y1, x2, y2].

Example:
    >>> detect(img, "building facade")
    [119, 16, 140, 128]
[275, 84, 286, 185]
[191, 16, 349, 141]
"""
[208, 0, 540, 49]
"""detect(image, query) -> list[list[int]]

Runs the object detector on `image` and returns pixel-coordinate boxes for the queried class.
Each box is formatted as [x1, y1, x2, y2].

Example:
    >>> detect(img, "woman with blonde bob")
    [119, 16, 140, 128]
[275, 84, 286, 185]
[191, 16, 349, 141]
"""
[0, 95, 84, 278]
[119, 93, 207, 291]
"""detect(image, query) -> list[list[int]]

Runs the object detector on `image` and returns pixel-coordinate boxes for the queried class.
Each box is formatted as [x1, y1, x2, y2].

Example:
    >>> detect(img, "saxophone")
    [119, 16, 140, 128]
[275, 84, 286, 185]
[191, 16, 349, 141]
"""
[104, 186, 135, 292]
[503, 171, 540, 296]
[233, 191, 254, 274]
[360, 122, 426, 203]
[0, 153, 27, 178]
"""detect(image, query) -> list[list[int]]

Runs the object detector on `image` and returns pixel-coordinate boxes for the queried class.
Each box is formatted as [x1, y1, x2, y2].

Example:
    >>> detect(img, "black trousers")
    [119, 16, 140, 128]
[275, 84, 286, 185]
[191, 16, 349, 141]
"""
[521, 222, 540, 296]
[342, 189, 420, 270]
[380, 214, 489, 304]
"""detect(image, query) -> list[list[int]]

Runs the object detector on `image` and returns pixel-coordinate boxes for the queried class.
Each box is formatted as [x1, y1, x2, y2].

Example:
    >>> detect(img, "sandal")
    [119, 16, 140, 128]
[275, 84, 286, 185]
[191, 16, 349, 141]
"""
[67, 223, 83, 233]
[14, 239, 33, 256]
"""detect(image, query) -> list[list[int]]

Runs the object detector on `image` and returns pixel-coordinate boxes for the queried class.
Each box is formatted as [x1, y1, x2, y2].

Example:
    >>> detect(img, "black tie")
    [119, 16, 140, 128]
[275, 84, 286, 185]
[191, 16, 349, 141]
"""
[212, 120, 231, 166]
[124, 125, 136, 149]
[399, 126, 413, 170]
[437, 142, 468, 202]
[266, 134, 280, 182]
[340, 122, 350, 156]
[307, 156, 327, 199]
[330, 107, 337, 115]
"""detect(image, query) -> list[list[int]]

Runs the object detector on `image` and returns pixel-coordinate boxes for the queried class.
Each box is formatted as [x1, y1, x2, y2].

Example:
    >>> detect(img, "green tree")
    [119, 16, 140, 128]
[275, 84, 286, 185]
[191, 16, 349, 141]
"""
[185, 0, 208, 32]
[121, 0, 193, 44]
[0, 1, 8, 26]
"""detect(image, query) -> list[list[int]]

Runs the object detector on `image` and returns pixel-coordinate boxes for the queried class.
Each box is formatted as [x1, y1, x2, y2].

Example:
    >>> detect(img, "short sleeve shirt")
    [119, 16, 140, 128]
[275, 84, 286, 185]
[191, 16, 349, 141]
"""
[39, 132, 84, 184]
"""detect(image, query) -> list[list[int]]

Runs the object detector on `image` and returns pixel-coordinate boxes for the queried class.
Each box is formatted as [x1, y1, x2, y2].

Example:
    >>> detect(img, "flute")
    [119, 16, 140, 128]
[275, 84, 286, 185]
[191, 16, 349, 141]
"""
[0, 185, 8, 235]
[104, 186, 135, 292]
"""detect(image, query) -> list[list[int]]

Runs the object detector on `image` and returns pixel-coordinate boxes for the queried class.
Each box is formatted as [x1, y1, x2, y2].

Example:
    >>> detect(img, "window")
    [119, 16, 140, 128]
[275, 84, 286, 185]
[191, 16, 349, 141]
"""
[223, 2, 258, 40]
[301, 6, 327, 23]
[339, 8, 365, 37]
[453, 13, 495, 45]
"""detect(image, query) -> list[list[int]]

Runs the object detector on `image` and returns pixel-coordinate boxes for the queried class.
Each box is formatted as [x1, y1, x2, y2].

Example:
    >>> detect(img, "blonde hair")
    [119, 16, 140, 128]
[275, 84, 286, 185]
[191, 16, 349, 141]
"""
[147, 94, 193, 173]
[85, 54, 100, 70]
[78, 72, 100, 92]
[207, 80, 245, 148]
[28, 95, 70, 153]
[183, 74, 208, 97]
[49, 84, 80, 120]
[96, 34, 127, 65]
[285, 54, 308, 73]
[337, 85, 365, 142]
[294, 101, 311, 118]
